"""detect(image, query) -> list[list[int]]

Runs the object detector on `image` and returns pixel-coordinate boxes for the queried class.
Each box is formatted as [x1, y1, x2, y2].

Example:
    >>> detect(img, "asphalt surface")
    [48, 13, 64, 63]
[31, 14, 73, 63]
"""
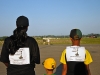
[0, 44, 100, 75]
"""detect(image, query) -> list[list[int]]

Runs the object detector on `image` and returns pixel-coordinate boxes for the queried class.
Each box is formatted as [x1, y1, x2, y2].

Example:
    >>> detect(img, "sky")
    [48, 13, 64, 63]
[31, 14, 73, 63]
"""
[0, 0, 100, 36]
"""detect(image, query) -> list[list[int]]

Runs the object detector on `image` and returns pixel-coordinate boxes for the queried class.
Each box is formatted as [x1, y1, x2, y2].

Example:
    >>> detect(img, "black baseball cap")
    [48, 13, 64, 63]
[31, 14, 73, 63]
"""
[16, 16, 29, 27]
[70, 29, 82, 40]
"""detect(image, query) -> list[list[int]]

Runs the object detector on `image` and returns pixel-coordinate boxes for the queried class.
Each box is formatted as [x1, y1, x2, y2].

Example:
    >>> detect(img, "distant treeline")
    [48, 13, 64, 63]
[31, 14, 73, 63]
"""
[0, 33, 100, 41]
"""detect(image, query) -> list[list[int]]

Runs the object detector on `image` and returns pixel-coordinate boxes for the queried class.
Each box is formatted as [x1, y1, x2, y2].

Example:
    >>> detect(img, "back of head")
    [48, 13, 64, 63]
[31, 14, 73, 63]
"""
[9, 15, 29, 55]
[43, 58, 56, 70]
[16, 16, 29, 27]
[70, 29, 82, 40]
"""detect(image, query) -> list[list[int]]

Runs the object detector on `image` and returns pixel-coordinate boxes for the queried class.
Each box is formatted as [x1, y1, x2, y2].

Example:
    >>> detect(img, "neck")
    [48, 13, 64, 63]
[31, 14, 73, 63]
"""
[46, 69, 53, 75]
[72, 44, 80, 46]
[47, 72, 53, 75]
[72, 40, 80, 46]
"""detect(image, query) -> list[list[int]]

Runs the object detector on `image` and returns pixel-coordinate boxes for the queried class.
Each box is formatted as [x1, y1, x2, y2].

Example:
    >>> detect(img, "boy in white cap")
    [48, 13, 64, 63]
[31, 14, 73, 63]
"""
[42, 58, 56, 75]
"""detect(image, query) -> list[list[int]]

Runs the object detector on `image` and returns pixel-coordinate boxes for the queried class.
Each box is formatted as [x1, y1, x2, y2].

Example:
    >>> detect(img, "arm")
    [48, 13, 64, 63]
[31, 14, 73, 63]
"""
[32, 38, 40, 64]
[62, 64, 67, 75]
[60, 50, 67, 75]
[85, 50, 93, 75]
[1, 38, 9, 67]
[34, 44, 40, 64]
[3, 63, 8, 67]
[86, 65, 91, 75]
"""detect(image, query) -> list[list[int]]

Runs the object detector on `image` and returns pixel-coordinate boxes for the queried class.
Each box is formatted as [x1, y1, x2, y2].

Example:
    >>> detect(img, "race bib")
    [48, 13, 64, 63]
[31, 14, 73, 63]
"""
[9, 48, 30, 65]
[66, 46, 85, 62]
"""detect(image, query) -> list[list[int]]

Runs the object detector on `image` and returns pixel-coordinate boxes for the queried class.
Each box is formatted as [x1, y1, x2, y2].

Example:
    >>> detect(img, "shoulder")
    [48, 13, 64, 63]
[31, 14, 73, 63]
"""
[5, 36, 11, 40]
[85, 49, 90, 53]
[27, 36, 37, 42]
[27, 36, 38, 46]
[62, 49, 66, 54]
[61, 49, 66, 58]
[84, 49, 93, 64]
[60, 49, 66, 64]
[85, 49, 91, 55]
[3, 36, 12, 43]
[61, 49, 66, 57]
[84, 48, 90, 53]
[27, 36, 35, 40]
[63, 49, 66, 54]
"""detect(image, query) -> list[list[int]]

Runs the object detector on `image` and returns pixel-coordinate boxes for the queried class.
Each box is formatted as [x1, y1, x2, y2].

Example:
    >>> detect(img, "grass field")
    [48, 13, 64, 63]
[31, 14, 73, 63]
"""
[0, 37, 100, 46]
[36, 37, 100, 45]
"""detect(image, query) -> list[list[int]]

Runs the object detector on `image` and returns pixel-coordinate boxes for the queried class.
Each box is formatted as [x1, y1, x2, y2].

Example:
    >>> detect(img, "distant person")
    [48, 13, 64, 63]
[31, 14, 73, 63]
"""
[60, 29, 93, 75]
[43, 38, 46, 45]
[42, 58, 56, 75]
[0, 16, 40, 75]
[47, 38, 50, 45]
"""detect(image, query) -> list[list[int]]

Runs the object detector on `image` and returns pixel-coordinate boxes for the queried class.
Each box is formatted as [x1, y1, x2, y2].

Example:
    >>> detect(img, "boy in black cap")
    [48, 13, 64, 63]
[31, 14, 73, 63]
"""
[60, 29, 93, 75]
[1, 16, 40, 75]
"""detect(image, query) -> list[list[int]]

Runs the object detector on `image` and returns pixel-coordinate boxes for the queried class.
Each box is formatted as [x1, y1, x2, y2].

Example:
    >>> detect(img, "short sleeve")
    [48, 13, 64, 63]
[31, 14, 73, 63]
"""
[60, 49, 66, 64]
[84, 50, 93, 65]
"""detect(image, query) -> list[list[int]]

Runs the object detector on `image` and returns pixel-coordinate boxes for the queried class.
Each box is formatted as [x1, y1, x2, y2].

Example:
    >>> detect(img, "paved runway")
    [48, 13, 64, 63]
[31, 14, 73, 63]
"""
[0, 44, 100, 75]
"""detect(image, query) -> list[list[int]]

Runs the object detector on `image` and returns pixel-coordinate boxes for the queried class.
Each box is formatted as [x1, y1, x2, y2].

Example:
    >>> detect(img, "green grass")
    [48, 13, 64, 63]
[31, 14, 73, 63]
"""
[0, 41, 4, 46]
[36, 38, 100, 45]
[0, 38, 100, 46]
[81, 38, 100, 44]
